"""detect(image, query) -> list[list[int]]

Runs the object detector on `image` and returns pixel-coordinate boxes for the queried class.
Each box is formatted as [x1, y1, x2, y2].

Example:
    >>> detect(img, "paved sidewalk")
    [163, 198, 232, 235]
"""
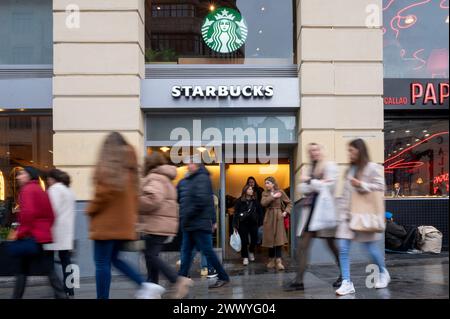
[0, 253, 447, 299]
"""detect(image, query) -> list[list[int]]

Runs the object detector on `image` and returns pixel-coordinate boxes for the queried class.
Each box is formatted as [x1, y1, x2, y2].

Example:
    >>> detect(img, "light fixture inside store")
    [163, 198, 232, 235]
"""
[390, 130, 395, 133]
[406, 144, 411, 146]
[19, 108, 25, 112]
[197, 147, 207, 153]
[416, 178, 424, 184]
[405, 15, 415, 25]
[160, 146, 170, 153]
[393, 151, 397, 153]
[425, 133, 430, 137]
[157, 6, 161, 10]
[258, 30, 263, 34]
[423, 130, 428, 133]
[399, 148, 404, 151]
[415, 139, 420, 142]
[261, 7, 265, 11]
[405, 130, 410, 133]
[0, 108, 4, 112]
[209, 4, 215, 11]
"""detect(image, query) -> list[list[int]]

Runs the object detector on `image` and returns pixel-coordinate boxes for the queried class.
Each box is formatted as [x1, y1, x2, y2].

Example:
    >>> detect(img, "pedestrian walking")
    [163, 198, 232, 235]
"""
[177, 156, 230, 289]
[86, 132, 154, 299]
[45, 168, 76, 298]
[138, 152, 193, 298]
[286, 143, 342, 291]
[261, 176, 292, 271]
[335, 138, 389, 296]
[246, 176, 264, 202]
[233, 185, 264, 265]
[8, 166, 66, 299]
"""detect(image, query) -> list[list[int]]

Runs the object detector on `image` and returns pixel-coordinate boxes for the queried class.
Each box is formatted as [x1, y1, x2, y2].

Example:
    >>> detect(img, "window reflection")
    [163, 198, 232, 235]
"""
[0, 115, 53, 228]
[145, 0, 294, 65]
[384, 120, 449, 197]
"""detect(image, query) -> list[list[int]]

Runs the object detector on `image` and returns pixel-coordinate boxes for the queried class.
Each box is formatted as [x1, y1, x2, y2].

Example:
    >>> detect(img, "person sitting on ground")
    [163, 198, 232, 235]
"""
[385, 212, 418, 252]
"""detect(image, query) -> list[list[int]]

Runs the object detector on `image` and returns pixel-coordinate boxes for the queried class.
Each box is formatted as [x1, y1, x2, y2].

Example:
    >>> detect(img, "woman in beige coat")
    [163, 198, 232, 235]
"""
[261, 176, 292, 271]
[138, 152, 193, 299]
[335, 139, 390, 296]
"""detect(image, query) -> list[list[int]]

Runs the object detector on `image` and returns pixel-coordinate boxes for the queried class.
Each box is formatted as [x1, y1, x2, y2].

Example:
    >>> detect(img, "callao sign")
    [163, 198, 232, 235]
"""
[384, 79, 449, 110]
[171, 85, 274, 99]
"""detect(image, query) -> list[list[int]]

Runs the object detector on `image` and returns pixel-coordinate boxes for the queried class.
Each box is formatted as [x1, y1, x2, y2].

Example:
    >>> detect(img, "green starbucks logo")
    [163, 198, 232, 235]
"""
[202, 7, 248, 53]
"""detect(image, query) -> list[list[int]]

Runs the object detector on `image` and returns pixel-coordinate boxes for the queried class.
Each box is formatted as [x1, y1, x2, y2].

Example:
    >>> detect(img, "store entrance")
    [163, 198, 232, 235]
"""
[223, 159, 292, 261]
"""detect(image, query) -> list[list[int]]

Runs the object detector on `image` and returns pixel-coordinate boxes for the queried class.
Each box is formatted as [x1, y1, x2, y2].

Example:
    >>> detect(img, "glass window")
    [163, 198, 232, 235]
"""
[145, 0, 295, 65]
[384, 119, 449, 197]
[0, 0, 53, 65]
[383, 0, 449, 78]
[0, 114, 53, 231]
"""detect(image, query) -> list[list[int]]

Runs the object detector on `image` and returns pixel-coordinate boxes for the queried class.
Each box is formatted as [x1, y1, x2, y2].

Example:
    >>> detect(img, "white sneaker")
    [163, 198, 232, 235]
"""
[248, 253, 255, 261]
[375, 268, 391, 289]
[335, 280, 355, 296]
[135, 282, 166, 299]
[243, 258, 249, 265]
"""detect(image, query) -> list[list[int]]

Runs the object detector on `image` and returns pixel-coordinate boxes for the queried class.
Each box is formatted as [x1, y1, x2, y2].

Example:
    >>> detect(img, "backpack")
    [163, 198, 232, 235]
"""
[417, 226, 442, 254]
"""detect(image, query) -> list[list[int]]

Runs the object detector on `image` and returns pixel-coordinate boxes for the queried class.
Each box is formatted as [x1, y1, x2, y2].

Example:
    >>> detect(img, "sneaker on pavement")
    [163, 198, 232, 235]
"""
[375, 268, 391, 289]
[248, 253, 255, 262]
[208, 279, 229, 289]
[207, 269, 218, 278]
[243, 258, 249, 266]
[335, 280, 355, 296]
[200, 267, 208, 277]
[135, 282, 166, 299]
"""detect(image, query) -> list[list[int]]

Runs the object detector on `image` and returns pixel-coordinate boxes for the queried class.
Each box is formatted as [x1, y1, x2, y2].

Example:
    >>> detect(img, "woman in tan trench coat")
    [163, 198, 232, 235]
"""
[261, 176, 292, 271]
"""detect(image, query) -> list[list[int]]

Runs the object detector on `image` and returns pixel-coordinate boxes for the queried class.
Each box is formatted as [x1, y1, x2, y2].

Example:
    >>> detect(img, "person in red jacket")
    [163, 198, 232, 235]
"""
[9, 166, 66, 299]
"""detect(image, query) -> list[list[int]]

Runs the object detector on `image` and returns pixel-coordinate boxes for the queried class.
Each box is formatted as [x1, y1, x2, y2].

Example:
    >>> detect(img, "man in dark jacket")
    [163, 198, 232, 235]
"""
[385, 212, 418, 252]
[177, 159, 230, 288]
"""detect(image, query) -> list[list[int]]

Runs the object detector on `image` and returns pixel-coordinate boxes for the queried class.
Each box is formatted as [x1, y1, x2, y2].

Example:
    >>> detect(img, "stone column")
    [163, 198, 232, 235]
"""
[52, 0, 145, 200]
[295, 0, 384, 198]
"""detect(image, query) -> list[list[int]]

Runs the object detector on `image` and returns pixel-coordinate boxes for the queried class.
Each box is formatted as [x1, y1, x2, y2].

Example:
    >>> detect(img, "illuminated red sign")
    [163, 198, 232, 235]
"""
[411, 82, 449, 105]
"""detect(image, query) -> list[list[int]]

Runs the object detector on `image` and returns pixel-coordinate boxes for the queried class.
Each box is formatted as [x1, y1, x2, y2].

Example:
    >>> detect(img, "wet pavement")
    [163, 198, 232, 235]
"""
[0, 252, 447, 299]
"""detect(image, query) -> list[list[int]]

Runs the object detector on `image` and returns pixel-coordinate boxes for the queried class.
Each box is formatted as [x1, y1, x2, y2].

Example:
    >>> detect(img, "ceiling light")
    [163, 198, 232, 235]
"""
[197, 147, 207, 153]
[405, 130, 410, 133]
[415, 139, 420, 142]
[399, 148, 404, 151]
[19, 108, 25, 112]
[0, 108, 5, 112]
[160, 146, 170, 153]
[425, 133, 430, 137]
[390, 130, 395, 133]
[423, 130, 428, 133]
[261, 7, 265, 11]
[258, 30, 263, 34]
[406, 144, 411, 146]
[157, 6, 161, 10]
[405, 15, 415, 25]
[393, 151, 397, 153]
[209, 5, 215, 11]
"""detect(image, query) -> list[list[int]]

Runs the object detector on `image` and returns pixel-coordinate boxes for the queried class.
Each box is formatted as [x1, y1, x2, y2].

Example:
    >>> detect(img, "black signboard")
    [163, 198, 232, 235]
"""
[384, 78, 449, 110]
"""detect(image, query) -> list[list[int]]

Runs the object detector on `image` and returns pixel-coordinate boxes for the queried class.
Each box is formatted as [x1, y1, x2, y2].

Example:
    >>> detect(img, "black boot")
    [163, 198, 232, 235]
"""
[12, 274, 27, 299]
[48, 271, 68, 299]
[333, 275, 343, 288]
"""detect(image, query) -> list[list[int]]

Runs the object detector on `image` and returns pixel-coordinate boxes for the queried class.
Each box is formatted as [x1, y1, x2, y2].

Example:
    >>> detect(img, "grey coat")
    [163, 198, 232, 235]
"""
[335, 162, 385, 242]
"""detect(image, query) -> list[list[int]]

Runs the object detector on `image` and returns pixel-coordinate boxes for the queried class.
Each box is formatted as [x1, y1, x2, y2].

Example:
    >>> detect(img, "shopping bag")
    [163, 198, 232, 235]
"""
[230, 230, 241, 252]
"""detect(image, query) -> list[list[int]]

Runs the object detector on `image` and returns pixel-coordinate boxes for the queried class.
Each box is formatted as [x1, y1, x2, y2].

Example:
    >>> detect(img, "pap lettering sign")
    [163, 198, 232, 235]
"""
[384, 79, 449, 110]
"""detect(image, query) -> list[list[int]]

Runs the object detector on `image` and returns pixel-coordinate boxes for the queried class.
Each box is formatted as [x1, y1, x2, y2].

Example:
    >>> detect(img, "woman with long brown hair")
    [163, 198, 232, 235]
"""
[335, 138, 389, 296]
[261, 176, 292, 271]
[233, 184, 264, 265]
[86, 132, 154, 299]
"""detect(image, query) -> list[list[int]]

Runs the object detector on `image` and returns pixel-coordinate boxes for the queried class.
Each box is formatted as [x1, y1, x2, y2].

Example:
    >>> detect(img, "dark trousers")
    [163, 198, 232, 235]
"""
[294, 232, 341, 284]
[237, 220, 258, 258]
[58, 250, 74, 296]
[268, 246, 282, 258]
[142, 234, 178, 284]
[179, 230, 229, 282]
[93, 240, 143, 299]
[11, 242, 66, 299]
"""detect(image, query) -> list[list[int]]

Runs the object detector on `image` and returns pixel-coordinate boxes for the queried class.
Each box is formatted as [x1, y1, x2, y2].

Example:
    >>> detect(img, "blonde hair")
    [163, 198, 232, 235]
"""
[308, 143, 326, 178]
[93, 132, 138, 192]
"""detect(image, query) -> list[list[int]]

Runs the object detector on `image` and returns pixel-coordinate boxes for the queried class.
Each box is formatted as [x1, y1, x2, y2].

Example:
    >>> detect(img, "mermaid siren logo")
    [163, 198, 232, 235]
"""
[202, 7, 248, 53]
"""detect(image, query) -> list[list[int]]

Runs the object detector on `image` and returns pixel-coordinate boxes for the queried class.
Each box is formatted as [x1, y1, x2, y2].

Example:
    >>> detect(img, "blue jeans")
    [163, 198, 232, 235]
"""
[338, 239, 386, 282]
[192, 248, 209, 269]
[94, 240, 144, 299]
[179, 231, 229, 282]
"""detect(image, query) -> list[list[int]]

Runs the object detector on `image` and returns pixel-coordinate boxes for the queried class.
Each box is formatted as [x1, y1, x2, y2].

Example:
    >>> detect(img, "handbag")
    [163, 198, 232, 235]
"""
[280, 196, 290, 230]
[6, 237, 41, 257]
[349, 190, 385, 233]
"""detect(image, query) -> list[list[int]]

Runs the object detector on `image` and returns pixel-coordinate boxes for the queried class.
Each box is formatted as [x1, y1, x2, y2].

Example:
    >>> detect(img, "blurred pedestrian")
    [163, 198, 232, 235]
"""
[86, 132, 153, 299]
[8, 166, 66, 299]
[233, 185, 263, 265]
[261, 176, 292, 271]
[335, 138, 389, 296]
[286, 143, 342, 291]
[45, 168, 76, 298]
[177, 156, 230, 289]
[138, 152, 193, 299]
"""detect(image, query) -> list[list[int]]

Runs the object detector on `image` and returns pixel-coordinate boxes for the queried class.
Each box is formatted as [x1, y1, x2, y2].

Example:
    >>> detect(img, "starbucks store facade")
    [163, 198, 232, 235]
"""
[1, 0, 392, 277]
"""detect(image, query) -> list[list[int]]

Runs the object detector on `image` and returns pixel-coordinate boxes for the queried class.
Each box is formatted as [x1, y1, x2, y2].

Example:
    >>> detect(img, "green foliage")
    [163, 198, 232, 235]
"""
[145, 48, 178, 62]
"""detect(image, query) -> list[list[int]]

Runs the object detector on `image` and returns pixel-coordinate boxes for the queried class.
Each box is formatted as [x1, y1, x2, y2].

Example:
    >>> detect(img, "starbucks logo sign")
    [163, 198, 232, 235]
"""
[201, 7, 248, 54]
